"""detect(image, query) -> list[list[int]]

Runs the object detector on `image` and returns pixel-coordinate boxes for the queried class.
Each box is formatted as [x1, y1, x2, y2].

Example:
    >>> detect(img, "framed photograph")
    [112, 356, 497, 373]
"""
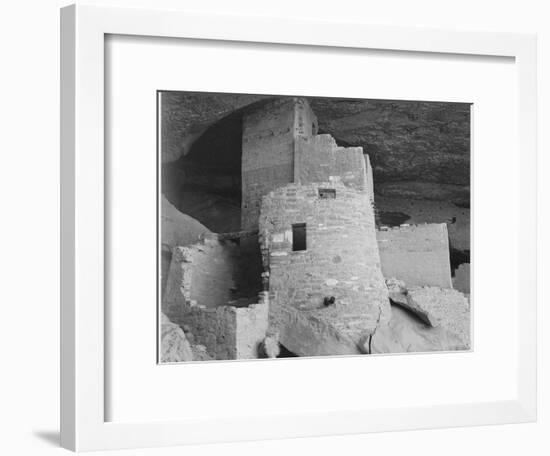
[60, 4, 537, 451]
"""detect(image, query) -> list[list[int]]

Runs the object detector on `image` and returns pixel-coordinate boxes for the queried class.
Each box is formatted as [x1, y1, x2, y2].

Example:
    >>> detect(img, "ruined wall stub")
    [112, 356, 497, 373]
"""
[376, 223, 453, 288]
[164, 297, 269, 360]
[241, 98, 317, 230]
[180, 303, 239, 360]
[295, 134, 368, 193]
[259, 182, 390, 356]
[163, 233, 262, 310]
[163, 244, 268, 360]
[163, 238, 237, 310]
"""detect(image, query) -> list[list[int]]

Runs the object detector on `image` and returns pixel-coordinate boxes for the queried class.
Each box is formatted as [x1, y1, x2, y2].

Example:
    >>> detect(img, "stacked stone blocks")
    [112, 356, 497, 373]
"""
[163, 236, 268, 360]
[259, 182, 391, 355]
[377, 223, 453, 288]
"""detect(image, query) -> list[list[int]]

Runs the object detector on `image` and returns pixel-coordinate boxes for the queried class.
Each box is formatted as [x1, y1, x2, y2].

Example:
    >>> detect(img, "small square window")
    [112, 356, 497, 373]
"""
[318, 188, 336, 199]
[292, 223, 307, 251]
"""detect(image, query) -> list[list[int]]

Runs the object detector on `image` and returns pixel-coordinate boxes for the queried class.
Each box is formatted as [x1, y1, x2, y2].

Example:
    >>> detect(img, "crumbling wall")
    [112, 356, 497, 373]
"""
[162, 237, 268, 360]
[160, 196, 212, 297]
[295, 134, 368, 193]
[163, 238, 236, 309]
[168, 302, 238, 360]
[259, 182, 390, 356]
[164, 295, 269, 361]
[163, 233, 262, 311]
[376, 224, 452, 288]
[241, 98, 317, 230]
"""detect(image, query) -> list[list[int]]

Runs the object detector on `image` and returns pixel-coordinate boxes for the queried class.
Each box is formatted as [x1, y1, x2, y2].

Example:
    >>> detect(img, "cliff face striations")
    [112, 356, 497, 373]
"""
[162, 94, 470, 204]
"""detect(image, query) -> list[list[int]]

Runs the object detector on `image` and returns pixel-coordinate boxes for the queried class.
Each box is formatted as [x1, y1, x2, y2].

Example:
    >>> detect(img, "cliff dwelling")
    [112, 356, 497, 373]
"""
[160, 93, 471, 362]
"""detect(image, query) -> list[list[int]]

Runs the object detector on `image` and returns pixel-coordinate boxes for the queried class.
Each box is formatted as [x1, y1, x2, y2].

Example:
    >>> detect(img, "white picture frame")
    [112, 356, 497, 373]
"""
[60, 4, 537, 452]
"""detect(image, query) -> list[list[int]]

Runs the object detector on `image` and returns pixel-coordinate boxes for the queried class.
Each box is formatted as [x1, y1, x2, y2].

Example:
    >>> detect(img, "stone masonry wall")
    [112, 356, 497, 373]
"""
[165, 298, 269, 361]
[163, 243, 268, 360]
[163, 238, 237, 309]
[295, 134, 368, 193]
[376, 223, 452, 288]
[163, 233, 262, 309]
[241, 98, 317, 230]
[259, 182, 390, 356]
[176, 302, 239, 360]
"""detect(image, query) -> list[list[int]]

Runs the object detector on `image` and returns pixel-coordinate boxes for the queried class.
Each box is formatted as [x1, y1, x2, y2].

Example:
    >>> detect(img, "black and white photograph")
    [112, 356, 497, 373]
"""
[159, 92, 471, 363]
[2, 0, 546, 453]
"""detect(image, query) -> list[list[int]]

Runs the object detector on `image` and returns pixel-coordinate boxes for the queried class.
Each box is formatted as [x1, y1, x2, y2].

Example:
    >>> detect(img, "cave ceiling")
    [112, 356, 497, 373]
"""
[161, 92, 470, 203]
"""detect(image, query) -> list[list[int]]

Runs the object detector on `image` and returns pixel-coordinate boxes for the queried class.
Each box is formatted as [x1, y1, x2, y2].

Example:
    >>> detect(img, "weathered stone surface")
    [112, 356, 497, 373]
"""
[374, 182, 470, 206]
[241, 98, 312, 230]
[161, 195, 211, 248]
[235, 300, 270, 359]
[160, 313, 194, 363]
[377, 224, 453, 288]
[260, 182, 390, 356]
[161, 92, 268, 163]
[385, 277, 408, 306]
[370, 305, 467, 354]
[162, 93, 470, 202]
[190, 344, 212, 362]
[259, 331, 281, 358]
[375, 195, 470, 252]
[160, 196, 213, 297]
[275, 305, 362, 356]
[308, 98, 470, 203]
[296, 134, 367, 192]
[162, 233, 269, 361]
[401, 286, 470, 347]
[452, 263, 470, 294]
[163, 235, 262, 310]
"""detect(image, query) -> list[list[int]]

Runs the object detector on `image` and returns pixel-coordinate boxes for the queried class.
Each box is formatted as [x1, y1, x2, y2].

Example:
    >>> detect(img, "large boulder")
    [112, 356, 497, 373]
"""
[399, 286, 470, 347]
[370, 305, 467, 354]
[160, 313, 194, 363]
[259, 331, 281, 358]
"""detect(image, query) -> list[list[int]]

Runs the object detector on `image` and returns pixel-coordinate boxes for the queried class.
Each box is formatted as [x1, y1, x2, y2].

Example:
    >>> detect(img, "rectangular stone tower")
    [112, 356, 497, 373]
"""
[241, 98, 318, 230]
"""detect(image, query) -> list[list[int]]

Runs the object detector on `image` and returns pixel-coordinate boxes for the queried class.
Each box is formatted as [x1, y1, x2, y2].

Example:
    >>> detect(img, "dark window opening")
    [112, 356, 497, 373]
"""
[292, 223, 307, 251]
[318, 188, 336, 199]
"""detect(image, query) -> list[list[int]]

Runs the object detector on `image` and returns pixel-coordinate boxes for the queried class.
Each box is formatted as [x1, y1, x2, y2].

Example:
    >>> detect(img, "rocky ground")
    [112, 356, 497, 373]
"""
[371, 278, 471, 354]
[160, 313, 212, 363]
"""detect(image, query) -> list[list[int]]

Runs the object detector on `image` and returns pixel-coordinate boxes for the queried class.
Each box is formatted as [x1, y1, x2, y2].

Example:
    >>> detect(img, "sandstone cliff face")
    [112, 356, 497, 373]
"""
[161, 92, 268, 163]
[309, 98, 470, 203]
[161, 195, 211, 248]
[162, 93, 470, 203]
